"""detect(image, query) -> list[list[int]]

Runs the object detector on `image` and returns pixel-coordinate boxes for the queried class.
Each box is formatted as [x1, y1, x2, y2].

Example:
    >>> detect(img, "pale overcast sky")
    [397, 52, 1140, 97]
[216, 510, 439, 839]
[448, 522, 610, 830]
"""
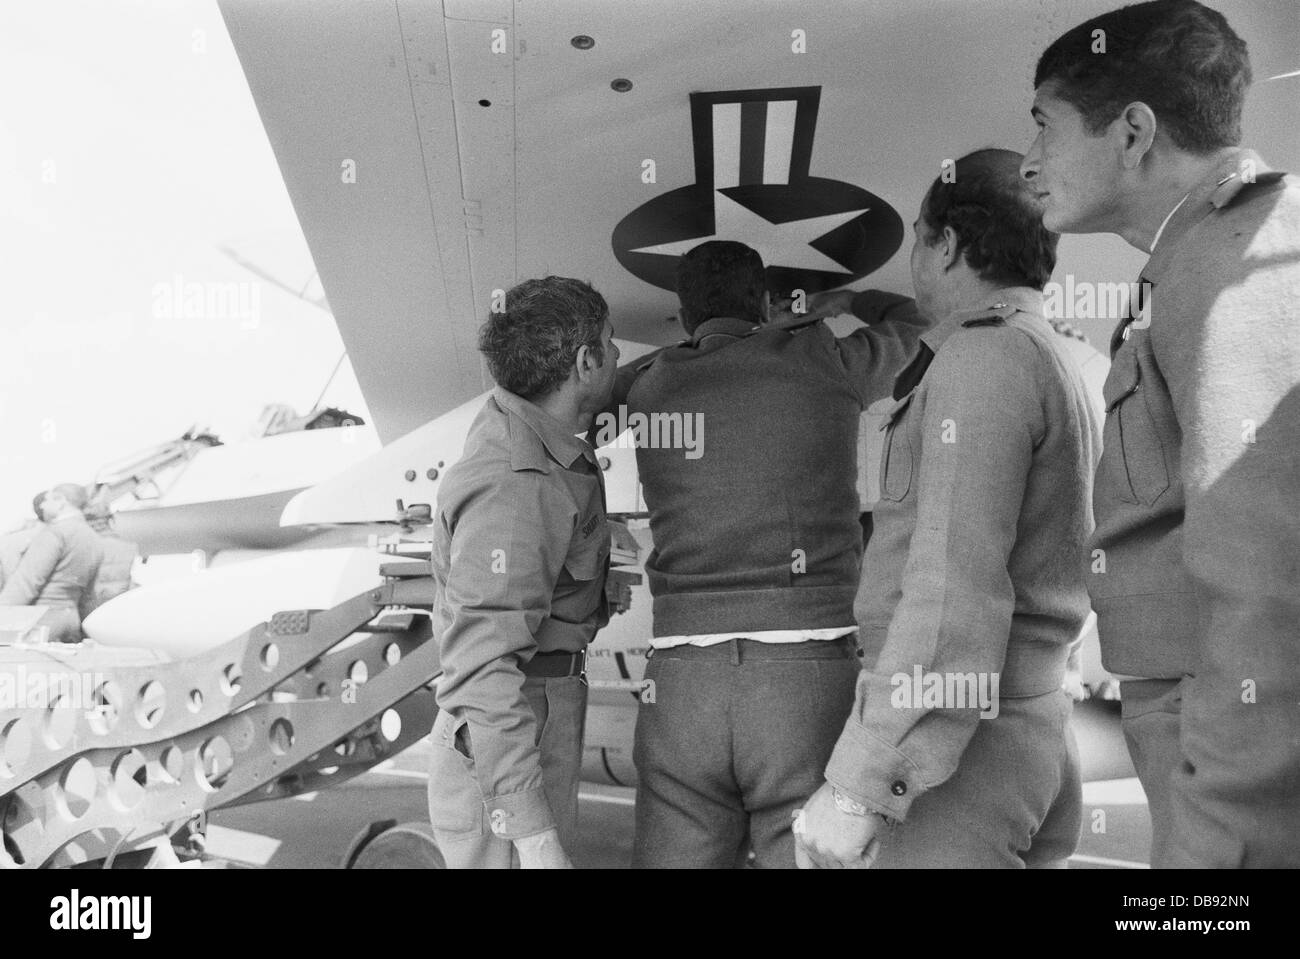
[0, 0, 367, 531]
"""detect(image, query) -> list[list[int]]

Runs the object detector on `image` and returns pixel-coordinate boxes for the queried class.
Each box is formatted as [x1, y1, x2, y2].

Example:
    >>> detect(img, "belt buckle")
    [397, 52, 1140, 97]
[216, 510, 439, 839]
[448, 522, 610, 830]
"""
[578, 647, 589, 685]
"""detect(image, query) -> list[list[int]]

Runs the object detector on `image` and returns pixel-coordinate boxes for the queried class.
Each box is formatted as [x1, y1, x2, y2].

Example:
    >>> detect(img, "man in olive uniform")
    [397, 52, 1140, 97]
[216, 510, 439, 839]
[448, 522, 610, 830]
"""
[796, 149, 1099, 868]
[427, 276, 620, 869]
[1022, 0, 1300, 866]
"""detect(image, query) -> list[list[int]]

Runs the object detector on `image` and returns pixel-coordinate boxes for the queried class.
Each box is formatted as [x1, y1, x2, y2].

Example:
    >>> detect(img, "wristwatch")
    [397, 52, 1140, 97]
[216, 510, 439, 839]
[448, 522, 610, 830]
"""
[831, 786, 870, 816]
[832, 787, 894, 825]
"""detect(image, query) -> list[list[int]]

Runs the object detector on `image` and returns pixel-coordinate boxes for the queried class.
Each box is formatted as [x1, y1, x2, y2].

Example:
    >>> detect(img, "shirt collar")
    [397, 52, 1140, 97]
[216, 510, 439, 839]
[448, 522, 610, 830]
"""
[1149, 192, 1190, 253]
[492, 386, 593, 473]
[689, 316, 763, 345]
[921, 286, 1044, 353]
[1144, 148, 1274, 281]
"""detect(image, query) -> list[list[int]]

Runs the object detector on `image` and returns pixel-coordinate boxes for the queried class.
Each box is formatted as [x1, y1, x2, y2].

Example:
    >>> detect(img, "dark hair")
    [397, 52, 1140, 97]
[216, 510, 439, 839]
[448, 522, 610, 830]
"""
[478, 276, 608, 399]
[32, 491, 46, 519]
[675, 241, 766, 334]
[1034, 0, 1250, 154]
[920, 148, 1059, 289]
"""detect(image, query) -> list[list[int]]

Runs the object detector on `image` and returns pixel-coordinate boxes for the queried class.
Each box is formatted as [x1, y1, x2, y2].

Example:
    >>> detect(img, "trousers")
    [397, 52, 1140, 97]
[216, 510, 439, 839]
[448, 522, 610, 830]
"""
[426, 673, 587, 868]
[870, 689, 1081, 868]
[1118, 677, 1183, 866]
[632, 636, 860, 868]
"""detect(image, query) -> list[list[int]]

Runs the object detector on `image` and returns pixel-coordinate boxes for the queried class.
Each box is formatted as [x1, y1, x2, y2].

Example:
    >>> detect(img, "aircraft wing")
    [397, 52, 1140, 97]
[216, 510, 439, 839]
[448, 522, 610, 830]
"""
[219, 0, 1298, 446]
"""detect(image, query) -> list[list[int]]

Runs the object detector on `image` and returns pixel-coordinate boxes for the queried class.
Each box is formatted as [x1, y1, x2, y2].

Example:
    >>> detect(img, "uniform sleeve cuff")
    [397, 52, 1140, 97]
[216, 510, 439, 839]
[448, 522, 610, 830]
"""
[484, 787, 556, 841]
[825, 719, 926, 821]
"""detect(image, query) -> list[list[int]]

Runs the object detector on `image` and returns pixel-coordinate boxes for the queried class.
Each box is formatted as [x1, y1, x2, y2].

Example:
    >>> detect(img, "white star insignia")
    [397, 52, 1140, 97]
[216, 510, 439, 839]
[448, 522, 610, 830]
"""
[630, 191, 868, 275]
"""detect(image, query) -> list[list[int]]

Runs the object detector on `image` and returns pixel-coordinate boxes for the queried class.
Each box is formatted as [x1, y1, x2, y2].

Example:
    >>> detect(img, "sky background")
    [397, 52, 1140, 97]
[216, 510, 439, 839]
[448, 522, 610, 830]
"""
[0, 0, 368, 531]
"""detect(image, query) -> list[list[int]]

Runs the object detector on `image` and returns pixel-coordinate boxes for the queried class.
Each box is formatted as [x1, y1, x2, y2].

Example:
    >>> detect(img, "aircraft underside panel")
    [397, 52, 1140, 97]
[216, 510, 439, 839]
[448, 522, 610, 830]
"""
[218, 0, 1295, 448]
[218, 0, 494, 442]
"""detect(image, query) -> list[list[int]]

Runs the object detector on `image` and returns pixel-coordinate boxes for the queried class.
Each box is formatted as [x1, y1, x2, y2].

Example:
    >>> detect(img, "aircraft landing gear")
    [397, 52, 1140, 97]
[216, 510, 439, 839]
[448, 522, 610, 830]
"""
[344, 820, 445, 869]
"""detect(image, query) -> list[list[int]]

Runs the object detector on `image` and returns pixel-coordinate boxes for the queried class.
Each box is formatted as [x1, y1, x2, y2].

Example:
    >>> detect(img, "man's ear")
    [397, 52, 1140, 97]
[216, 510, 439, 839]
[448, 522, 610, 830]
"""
[1117, 101, 1158, 170]
[939, 225, 962, 271]
[575, 343, 596, 382]
[760, 290, 771, 324]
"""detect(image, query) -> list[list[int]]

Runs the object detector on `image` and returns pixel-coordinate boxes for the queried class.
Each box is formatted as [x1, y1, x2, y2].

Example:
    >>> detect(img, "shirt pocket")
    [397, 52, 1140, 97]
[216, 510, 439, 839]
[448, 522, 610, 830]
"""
[1101, 352, 1171, 507]
[859, 398, 893, 510]
[878, 393, 915, 503]
[562, 516, 609, 582]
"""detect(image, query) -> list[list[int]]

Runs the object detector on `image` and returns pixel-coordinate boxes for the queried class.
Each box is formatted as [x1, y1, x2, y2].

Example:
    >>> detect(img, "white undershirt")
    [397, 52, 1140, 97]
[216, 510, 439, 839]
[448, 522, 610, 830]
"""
[650, 626, 857, 649]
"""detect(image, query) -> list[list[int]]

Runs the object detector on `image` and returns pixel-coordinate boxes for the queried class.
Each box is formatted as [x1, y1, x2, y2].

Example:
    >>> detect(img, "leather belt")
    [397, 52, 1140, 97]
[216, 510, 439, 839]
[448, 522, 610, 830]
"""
[522, 649, 587, 678]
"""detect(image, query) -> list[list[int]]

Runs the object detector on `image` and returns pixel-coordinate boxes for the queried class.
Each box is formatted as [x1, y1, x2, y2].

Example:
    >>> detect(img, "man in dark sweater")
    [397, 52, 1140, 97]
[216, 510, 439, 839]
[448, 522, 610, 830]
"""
[615, 240, 928, 868]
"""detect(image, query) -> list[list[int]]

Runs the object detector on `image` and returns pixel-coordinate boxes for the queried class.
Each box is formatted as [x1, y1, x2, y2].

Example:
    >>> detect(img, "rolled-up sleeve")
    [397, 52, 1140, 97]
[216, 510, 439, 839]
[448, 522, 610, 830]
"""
[825, 334, 1041, 820]
[435, 471, 577, 839]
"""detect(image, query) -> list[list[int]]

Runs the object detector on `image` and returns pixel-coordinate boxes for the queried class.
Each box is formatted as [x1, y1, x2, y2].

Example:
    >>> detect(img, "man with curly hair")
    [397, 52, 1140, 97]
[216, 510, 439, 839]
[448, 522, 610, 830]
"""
[427, 276, 619, 868]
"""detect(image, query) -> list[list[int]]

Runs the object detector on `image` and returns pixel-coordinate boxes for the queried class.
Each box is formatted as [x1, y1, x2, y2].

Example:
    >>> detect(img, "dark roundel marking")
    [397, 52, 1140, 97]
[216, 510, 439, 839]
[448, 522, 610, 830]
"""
[612, 179, 902, 298]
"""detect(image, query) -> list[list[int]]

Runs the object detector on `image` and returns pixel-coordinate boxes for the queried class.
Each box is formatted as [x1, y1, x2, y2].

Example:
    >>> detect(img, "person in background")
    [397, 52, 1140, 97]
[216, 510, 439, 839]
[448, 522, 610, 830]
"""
[0, 492, 49, 591]
[82, 504, 140, 616]
[0, 484, 104, 644]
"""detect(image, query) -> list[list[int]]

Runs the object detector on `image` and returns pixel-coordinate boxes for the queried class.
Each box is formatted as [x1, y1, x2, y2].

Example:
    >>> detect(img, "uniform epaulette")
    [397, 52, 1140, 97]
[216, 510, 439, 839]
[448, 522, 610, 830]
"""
[959, 300, 1021, 328]
[1230, 170, 1286, 200]
[1210, 167, 1286, 209]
